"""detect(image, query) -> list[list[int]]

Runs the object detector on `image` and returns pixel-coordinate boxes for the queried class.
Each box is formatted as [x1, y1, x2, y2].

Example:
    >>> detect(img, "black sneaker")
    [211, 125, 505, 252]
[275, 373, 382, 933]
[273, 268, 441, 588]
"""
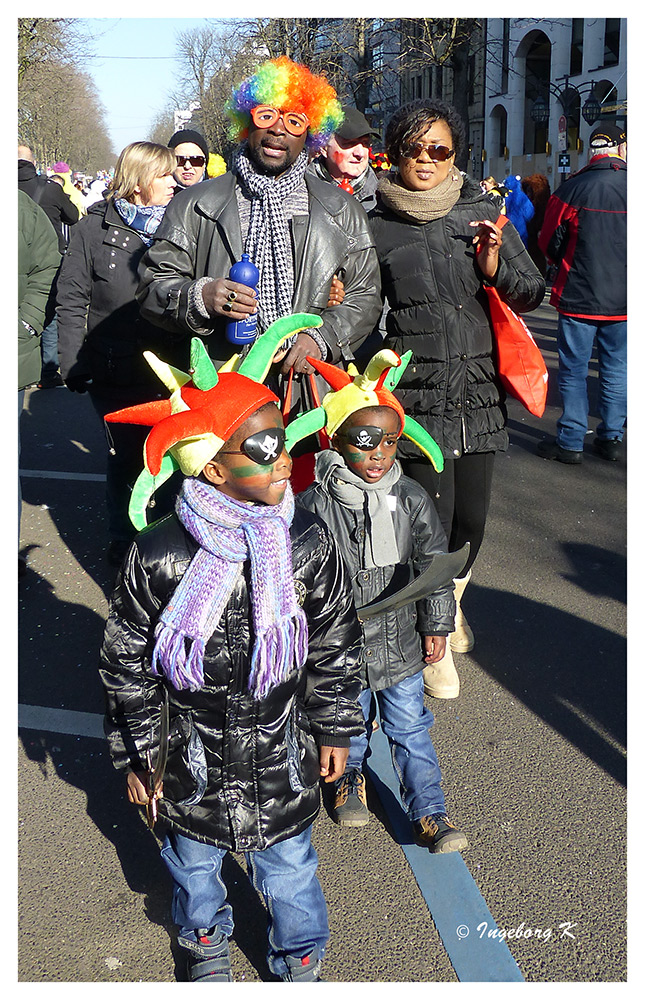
[413, 814, 468, 854]
[38, 371, 65, 389]
[281, 947, 323, 982]
[179, 928, 233, 982]
[537, 438, 583, 464]
[333, 768, 369, 827]
[593, 437, 622, 461]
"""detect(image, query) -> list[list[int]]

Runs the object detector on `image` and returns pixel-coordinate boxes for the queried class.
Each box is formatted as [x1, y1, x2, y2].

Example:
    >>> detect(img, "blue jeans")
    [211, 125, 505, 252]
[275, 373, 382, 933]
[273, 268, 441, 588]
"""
[348, 671, 446, 820]
[160, 827, 329, 978]
[40, 314, 59, 374]
[556, 315, 627, 451]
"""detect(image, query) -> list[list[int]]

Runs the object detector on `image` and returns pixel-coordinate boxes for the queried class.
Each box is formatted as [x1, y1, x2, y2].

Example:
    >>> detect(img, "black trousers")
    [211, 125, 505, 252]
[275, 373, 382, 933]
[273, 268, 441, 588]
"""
[399, 451, 496, 576]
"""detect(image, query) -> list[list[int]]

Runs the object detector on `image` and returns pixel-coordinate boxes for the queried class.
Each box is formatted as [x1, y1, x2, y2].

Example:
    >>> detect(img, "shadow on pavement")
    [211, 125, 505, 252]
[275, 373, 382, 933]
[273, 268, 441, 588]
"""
[464, 582, 626, 787]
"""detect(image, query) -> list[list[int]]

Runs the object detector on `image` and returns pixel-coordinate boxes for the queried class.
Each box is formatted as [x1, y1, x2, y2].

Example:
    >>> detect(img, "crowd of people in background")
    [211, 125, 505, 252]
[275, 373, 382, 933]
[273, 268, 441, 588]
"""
[17, 52, 626, 984]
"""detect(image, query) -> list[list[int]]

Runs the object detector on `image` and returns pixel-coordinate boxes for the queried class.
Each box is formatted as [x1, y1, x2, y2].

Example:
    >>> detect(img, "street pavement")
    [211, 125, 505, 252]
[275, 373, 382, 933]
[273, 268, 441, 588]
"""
[17, 293, 627, 983]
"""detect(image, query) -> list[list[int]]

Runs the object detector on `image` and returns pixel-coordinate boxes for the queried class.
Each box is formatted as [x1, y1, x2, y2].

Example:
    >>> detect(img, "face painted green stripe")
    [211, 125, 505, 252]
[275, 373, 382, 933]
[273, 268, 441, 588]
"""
[228, 463, 276, 478]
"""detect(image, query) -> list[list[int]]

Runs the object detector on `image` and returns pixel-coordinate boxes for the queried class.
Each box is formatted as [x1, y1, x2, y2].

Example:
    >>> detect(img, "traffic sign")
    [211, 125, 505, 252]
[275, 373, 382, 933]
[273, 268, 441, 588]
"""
[558, 115, 568, 151]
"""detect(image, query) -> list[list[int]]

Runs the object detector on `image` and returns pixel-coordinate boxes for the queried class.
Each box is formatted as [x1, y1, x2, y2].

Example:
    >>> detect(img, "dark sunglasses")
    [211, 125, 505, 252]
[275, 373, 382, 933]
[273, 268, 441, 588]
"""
[176, 155, 206, 167]
[219, 427, 286, 466]
[338, 426, 398, 451]
[401, 142, 454, 162]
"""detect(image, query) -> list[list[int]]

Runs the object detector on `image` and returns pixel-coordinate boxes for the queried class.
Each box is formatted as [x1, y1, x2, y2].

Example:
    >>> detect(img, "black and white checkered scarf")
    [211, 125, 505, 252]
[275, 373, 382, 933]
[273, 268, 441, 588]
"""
[232, 143, 309, 332]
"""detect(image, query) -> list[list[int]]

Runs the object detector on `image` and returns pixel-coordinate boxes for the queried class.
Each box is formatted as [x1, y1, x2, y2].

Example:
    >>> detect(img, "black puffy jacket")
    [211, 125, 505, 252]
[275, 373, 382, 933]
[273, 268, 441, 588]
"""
[369, 177, 545, 461]
[99, 505, 364, 852]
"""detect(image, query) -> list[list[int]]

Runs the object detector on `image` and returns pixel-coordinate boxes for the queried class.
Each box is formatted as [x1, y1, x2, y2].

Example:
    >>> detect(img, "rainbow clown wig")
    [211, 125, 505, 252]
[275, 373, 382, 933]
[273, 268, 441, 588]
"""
[226, 55, 344, 153]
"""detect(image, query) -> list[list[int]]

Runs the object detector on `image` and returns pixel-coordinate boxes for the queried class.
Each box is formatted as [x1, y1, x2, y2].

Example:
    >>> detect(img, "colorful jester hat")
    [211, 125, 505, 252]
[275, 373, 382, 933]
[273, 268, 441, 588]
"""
[104, 313, 324, 530]
[283, 349, 445, 473]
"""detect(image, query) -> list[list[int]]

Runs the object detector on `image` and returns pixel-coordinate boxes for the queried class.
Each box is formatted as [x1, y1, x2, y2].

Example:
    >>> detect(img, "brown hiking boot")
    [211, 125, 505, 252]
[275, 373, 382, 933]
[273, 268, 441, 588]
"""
[333, 768, 369, 827]
[413, 814, 468, 854]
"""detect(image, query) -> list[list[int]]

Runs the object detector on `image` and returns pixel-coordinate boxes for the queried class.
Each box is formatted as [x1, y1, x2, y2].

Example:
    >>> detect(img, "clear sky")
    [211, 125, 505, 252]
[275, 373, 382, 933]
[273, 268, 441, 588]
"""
[78, 18, 219, 153]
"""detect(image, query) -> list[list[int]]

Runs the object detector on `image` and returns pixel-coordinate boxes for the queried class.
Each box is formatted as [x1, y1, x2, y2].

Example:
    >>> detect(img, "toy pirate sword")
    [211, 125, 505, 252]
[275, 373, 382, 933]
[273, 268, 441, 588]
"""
[356, 544, 470, 622]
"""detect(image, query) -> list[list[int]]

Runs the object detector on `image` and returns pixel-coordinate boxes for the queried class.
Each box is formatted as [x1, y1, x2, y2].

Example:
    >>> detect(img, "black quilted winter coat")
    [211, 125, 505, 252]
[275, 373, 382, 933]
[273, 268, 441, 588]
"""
[99, 504, 364, 852]
[369, 177, 545, 462]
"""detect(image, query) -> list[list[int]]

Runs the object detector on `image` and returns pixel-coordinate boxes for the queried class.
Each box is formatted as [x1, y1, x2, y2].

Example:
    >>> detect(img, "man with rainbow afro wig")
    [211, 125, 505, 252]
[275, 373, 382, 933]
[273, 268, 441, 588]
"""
[137, 55, 381, 400]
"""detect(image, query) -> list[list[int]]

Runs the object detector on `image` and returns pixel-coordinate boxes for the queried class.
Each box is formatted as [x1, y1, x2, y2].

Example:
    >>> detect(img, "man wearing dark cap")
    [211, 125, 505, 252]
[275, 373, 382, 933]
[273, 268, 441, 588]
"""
[168, 128, 210, 190]
[537, 121, 627, 464]
[309, 106, 381, 211]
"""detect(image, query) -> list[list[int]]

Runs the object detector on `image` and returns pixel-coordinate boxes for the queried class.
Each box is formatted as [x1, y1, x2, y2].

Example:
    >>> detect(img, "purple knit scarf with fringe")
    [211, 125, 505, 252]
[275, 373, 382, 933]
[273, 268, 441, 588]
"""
[151, 477, 308, 698]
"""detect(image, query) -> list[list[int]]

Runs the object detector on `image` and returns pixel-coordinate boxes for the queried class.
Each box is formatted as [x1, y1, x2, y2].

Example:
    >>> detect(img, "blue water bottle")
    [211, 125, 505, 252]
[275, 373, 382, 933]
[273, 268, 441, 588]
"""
[225, 254, 260, 345]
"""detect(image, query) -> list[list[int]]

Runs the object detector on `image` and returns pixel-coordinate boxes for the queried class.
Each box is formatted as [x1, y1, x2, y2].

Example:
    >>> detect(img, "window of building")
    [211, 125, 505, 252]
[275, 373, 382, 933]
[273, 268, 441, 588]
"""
[570, 18, 584, 76]
[501, 19, 510, 93]
[604, 18, 620, 67]
[468, 54, 476, 106]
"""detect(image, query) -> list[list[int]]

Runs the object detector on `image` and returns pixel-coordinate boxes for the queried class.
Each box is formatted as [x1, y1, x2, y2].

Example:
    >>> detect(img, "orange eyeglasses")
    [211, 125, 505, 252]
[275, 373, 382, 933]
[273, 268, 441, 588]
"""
[250, 105, 310, 137]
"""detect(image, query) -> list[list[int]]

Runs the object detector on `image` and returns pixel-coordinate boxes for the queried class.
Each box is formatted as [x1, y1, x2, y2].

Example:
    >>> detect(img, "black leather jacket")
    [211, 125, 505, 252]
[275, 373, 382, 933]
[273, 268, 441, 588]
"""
[99, 505, 364, 852]
[298, 470, 455, 692]
[136, 170, 382, 367]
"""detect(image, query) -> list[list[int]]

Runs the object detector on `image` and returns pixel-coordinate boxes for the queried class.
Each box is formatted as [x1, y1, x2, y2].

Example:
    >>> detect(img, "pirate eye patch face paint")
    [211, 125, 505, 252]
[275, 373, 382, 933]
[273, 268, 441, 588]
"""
[341, 425, 387, 450]
[212, 406, 292, 505]
[334, 407, 401, 484]
[220, 427, 287, 465]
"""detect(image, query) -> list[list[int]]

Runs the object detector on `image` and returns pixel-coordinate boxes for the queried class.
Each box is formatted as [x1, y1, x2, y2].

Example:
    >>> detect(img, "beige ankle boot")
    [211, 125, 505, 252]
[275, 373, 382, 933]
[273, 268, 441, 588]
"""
[450, 570, 474, 653]
[423, 642, 460, 698]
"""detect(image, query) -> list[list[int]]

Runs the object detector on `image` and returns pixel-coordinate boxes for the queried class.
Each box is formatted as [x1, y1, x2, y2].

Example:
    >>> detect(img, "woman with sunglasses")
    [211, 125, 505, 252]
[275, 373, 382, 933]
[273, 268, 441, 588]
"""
[369, 99, 545, 695]
[56, 141, 188, 566]
[168, 129, 210, 190]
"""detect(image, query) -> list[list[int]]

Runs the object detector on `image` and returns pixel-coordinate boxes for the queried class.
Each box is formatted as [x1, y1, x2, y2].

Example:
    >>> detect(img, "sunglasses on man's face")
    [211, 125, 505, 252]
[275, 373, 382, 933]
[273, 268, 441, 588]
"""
[176, 155, 206, 168]
[219, 427, 287, 466]
[250, 105, 310, 137]
[401, 142, 454, 162]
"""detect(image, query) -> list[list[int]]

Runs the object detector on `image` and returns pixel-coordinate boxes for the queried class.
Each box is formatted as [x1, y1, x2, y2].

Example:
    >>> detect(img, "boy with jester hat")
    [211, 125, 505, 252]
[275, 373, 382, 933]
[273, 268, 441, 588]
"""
[98, 315, 364, 983]
[292, 348, 468, 852]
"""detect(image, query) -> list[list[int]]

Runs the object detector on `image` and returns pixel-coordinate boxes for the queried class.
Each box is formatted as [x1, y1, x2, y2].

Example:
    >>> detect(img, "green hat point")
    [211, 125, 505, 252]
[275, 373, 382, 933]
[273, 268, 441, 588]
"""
[285, 407, 327, 452]
[402, 415, 444, 473]
[190, 338, 219, 390]
[383, 350, 412, 390]
[239, 313, 323, 383]
[128, 453, 179, 531]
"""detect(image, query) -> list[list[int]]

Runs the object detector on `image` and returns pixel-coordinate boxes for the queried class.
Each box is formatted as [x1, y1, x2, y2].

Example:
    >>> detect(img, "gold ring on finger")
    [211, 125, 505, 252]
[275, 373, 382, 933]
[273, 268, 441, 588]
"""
[227, 291, 237, 302]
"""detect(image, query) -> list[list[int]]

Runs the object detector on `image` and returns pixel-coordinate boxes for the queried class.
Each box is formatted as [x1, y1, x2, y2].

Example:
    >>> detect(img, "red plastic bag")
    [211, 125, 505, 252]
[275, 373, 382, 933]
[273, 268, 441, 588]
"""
[480, 216, 548, 417]
[483, 285, 548, 417]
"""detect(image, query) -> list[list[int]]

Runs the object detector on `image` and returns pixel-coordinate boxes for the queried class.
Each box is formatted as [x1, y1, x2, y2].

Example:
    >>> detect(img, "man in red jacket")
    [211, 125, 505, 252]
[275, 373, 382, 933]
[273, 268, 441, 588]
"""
[536, 122, 626, 464]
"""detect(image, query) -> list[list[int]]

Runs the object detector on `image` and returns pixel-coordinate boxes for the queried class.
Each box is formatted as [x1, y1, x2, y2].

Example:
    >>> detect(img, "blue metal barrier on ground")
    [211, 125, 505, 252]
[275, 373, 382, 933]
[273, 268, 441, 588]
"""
[365, 724, 525, 982]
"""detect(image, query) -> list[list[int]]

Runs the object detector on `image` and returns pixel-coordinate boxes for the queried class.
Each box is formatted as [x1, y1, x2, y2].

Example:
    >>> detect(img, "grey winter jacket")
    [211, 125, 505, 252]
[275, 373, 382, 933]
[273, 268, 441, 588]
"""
[136, 169, 382, 368]
[297, 467, 455, 692]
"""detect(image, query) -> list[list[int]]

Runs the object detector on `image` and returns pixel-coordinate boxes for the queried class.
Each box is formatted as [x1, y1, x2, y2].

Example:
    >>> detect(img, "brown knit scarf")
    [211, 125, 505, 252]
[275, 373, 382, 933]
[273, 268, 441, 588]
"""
[377, 166, 463, 222]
